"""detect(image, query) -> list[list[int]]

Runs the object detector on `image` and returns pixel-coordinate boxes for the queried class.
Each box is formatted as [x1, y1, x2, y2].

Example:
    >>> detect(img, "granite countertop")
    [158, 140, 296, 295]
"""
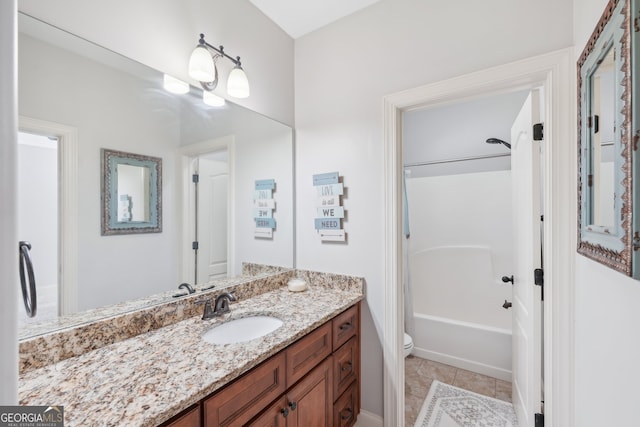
[18, 285, 363, 427]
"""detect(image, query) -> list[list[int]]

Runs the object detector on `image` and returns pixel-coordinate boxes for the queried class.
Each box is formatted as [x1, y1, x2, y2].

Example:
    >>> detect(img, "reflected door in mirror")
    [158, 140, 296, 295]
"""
[589, 46, 616, 228]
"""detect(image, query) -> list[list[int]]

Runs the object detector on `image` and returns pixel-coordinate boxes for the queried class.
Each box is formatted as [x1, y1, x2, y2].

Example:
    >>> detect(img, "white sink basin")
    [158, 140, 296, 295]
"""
[202, 315, 283, 344]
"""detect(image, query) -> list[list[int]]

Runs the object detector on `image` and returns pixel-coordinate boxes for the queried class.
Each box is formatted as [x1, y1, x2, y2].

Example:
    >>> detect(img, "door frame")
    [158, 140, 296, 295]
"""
[19, 116, 78, 316]
[382, 48, 575, 426]
[178, 136, 236, 284]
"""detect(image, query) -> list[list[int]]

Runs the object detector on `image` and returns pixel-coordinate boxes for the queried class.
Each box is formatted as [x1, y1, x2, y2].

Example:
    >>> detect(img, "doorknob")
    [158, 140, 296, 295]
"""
[502, 300, 512, 309]
[502, 275, 514, 284]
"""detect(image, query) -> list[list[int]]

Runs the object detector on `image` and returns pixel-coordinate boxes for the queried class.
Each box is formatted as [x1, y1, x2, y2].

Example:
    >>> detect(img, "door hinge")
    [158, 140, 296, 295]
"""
[535, 412, 544, 427]
[588, 174, 593, 187]
[192, 241, 199, 250]
[533, 123, 544, 141]
[534, 268, 544, 301]
[192, 173, 199, 183]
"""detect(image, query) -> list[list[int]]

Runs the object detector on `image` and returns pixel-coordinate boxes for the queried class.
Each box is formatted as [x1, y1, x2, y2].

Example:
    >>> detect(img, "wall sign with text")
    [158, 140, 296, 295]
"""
[254, 179, 276, 238]
[313, 172, 346, 242]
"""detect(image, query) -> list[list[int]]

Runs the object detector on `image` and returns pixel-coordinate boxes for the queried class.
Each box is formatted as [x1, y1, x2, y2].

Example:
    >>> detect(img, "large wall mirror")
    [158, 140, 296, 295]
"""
[17, 13, 294, 337]
[577, 0, 635, 276]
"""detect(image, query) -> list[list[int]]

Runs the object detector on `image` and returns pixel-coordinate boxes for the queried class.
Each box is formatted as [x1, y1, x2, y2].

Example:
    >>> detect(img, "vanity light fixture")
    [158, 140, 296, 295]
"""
[163, 74, 189, 94]
[188, 33, 250, 99]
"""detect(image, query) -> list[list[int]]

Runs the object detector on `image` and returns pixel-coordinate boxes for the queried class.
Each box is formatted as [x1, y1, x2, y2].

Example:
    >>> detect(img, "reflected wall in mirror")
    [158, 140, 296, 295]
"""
[577, 0, 633, 276]
[101, 149, 161, 235]
[17, 13, 294, 337]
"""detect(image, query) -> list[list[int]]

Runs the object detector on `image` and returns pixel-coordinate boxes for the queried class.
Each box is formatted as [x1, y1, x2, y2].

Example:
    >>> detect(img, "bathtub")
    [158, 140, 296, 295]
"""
[412, 313, 512, 382]
[408, 246, 513, 382]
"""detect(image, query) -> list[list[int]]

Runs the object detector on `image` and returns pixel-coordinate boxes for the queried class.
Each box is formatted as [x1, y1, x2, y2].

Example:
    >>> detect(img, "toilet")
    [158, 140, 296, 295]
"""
[403, 333, 414, 358]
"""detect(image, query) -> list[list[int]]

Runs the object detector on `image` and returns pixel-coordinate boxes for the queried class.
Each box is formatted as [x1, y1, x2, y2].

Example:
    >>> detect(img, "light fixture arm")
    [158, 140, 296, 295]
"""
[198, 34, 242, 68]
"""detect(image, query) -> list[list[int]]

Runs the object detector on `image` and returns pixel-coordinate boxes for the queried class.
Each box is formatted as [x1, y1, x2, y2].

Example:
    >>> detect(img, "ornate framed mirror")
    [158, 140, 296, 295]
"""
[101, 149, 162, 235]
[577, 0, 633, 275]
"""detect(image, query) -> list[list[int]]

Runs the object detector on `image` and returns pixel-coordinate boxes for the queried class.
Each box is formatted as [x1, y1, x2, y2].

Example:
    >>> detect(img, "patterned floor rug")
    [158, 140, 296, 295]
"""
[414, 380, 518, 427]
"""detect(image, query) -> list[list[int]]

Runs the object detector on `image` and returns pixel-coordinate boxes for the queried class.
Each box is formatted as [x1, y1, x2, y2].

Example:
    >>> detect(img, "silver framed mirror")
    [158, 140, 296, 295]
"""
[577, 0, 632, 275]
[101, 148, 162, 235]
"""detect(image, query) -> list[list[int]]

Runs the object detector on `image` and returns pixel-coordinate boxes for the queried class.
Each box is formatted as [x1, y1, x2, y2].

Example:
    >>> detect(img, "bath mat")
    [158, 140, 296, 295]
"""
[413, 380, 518, 427]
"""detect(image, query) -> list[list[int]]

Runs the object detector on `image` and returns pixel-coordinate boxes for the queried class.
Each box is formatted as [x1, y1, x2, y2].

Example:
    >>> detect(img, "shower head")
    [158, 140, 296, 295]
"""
[485, 138, 511, 149]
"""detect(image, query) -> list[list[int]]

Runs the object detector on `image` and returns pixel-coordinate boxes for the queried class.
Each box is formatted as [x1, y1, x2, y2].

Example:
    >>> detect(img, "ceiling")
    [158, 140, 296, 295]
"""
[249, 0, 384, 39]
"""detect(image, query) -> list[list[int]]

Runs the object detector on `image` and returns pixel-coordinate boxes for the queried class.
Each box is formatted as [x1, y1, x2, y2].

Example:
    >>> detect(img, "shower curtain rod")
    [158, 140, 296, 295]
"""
[403, 152, 510, 168]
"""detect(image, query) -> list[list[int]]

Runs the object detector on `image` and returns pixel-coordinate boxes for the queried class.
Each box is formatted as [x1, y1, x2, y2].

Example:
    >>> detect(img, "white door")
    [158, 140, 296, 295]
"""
[511, 90, 543, 426]
[196, 155, 228, 283]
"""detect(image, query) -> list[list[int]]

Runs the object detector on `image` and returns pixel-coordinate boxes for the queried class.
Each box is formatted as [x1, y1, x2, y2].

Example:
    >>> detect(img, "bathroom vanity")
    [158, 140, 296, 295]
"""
[163, 303, 360, 427]
[18, 271, 363, 427]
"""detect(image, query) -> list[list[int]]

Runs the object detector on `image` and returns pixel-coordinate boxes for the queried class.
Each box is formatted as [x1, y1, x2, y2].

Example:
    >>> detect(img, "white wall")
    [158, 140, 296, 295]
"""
[0, 0, 18, 404]
[295, 0, 573, 416]
[18, 0, 294, 127]
[573, 1, 640, 426]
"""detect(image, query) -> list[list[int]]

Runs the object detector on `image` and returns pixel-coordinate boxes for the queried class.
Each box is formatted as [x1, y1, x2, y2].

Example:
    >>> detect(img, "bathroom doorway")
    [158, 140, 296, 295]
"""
[17, 131, 58, 324]
[382, 49, 575, 427]
[401, 89, 545, 425]
[179, 136, 236, 285]
[17, 117, 78, 322]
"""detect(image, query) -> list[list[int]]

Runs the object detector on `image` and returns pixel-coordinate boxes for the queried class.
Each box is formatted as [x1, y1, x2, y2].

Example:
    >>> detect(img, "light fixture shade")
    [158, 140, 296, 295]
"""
[203, 91, 226, 107]
[188, 45, 216, 82]
[163, 74, 189, 94]
[227, 65, 250, 98]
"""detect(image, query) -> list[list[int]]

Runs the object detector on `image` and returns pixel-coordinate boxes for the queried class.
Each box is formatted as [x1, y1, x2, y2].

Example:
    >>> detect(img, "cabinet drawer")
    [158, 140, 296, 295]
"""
[332, 336, 357, 401]
[332, 305, 358, 351]
[204, 353, 286, 426]
[333, 381, 358, 427]
[286, 322, 332, 386]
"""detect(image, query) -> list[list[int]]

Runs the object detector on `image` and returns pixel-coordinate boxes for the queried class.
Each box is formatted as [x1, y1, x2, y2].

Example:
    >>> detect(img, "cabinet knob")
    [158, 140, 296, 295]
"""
[288, 401, 297, 411]
[340, 408, 353, 421]
[339, 322, 352, 331]
[341, 361, 353, 372]
[281, 408, 289, 418]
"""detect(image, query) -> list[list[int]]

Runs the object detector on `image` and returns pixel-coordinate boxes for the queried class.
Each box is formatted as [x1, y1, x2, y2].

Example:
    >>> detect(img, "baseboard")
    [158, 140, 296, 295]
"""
[413, 347, 512, 382]
[354, 409, 384, 427]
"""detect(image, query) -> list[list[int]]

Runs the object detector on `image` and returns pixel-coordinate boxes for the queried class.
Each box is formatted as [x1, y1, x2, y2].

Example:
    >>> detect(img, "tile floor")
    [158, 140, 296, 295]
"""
[405, 355, 512, 426]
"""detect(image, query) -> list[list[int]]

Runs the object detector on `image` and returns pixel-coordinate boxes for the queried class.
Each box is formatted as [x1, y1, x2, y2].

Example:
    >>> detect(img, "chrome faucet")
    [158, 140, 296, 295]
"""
[202, 292, 237, 319]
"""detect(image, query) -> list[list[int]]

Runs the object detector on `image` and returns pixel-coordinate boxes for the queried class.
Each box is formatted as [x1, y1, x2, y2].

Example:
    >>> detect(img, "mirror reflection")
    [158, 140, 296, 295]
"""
[588, 46, 616, 228]
[117, 164, 150, 223]
[17, 13, 294, 337]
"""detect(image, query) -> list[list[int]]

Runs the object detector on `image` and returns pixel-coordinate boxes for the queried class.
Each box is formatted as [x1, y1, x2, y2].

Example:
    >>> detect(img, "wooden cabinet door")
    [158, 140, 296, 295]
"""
[285, 357, 333, 427]
[286, 322, 332, 387]
[247, 397, 288, 427]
